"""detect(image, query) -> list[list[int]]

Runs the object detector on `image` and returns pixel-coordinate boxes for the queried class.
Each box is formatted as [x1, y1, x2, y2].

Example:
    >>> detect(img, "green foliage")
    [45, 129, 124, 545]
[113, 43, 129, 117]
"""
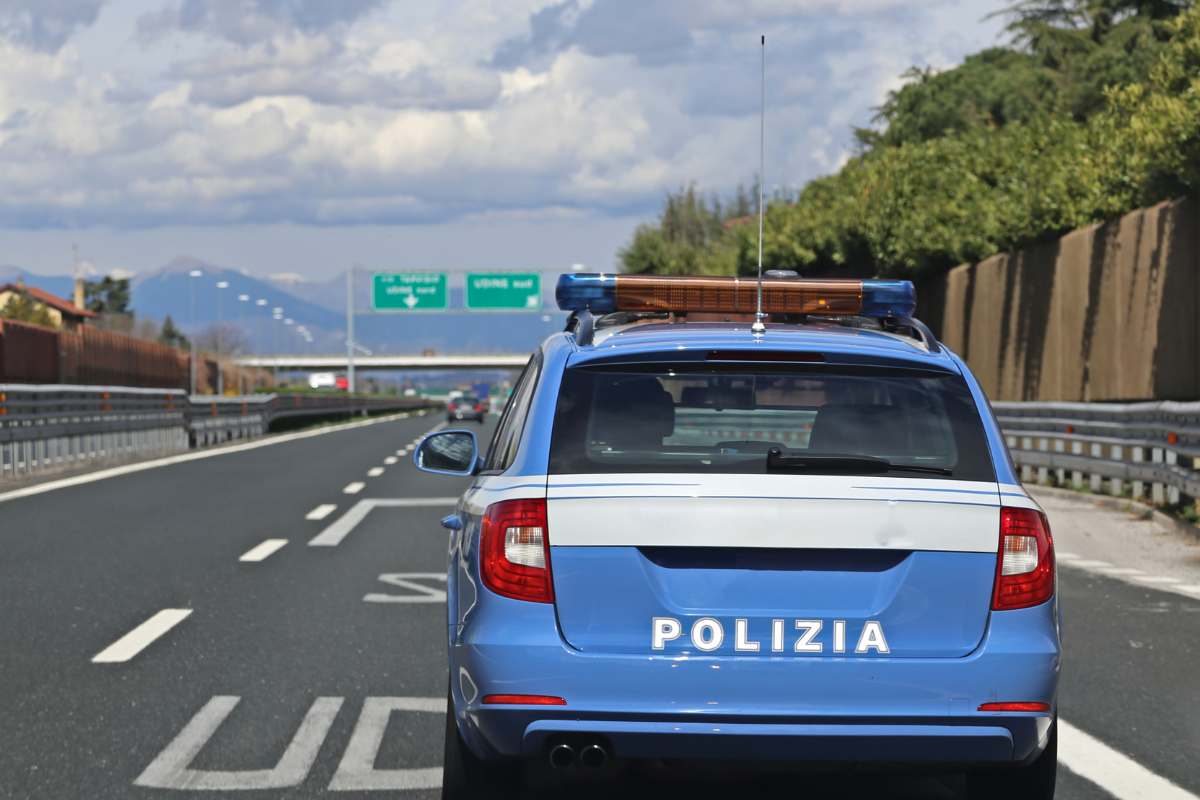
[158, 315, 189, 349]
[622, 0, 1200, 281]
[0, 291, 56, 327]
[84, 276, 131, 314]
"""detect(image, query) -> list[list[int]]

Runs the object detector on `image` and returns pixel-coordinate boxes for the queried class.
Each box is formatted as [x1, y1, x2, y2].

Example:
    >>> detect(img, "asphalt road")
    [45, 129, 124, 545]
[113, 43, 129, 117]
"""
[0, 412, 1196, 799]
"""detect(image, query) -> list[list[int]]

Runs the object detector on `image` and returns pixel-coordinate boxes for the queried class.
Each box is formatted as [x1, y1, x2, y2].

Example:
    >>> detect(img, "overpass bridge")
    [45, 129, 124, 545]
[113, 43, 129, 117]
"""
[234, 353, 531, 371]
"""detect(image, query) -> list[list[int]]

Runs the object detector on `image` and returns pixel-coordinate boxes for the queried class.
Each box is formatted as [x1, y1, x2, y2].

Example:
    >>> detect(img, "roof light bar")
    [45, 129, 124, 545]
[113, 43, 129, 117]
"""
[556, 274, 915, 318]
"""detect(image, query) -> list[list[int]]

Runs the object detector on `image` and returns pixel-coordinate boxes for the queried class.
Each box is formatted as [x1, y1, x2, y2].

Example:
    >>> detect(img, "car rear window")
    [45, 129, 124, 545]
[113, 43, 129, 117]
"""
[548, 364, 995, 480]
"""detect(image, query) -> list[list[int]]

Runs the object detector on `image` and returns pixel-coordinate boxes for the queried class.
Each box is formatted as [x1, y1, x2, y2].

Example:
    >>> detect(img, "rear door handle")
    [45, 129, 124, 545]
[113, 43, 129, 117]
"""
[441, 514, 463, 531]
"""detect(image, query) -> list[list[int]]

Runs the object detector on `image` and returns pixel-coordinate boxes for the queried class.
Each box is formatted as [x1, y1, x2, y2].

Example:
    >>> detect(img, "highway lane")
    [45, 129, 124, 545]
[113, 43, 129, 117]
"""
[0, 413, 1196, 799]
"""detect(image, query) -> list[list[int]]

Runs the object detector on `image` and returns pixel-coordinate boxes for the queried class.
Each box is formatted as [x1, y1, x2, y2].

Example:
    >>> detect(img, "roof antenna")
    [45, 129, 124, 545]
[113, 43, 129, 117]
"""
[750, 34, 767, 337]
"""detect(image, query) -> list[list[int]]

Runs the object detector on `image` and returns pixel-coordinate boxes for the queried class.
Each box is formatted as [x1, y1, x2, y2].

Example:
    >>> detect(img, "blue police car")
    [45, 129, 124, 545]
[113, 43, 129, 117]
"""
[415, 273, 1060, 799]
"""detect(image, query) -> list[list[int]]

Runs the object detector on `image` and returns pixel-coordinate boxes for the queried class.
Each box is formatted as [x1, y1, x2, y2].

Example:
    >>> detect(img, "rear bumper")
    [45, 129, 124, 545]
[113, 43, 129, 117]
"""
[449, 598, 1060, 766]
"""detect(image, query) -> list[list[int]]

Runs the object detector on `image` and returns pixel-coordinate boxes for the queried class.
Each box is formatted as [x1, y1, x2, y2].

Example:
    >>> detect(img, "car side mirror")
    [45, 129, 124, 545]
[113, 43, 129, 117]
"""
[414, 430, 480, 476]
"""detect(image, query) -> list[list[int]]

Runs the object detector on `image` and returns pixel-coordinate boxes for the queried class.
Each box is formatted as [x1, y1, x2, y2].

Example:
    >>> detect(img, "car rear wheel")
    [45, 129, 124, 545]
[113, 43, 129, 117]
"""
[966, 719, 1057, 799]
[441, 691, 520, 800]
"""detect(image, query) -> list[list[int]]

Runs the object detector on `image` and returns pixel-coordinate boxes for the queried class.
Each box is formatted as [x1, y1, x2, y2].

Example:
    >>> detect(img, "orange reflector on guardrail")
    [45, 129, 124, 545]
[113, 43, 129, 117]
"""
[0, 391, 6, 416]
[1168, 432, 1179, 445]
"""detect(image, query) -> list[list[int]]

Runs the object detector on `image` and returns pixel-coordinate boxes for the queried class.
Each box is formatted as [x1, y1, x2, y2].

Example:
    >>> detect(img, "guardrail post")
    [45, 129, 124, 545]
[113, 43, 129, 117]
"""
[1089, 443, 1102, 492]
[1151, 447, 1165, 505]
[1053, 438, 1066, 486]
[1166, 449, 1180, 505]
[1132, 447, 1144, 499]
[1037, 438, 1049, 485]
[1070, 440, 1084, 489]
[1110, 445, 1123, 497]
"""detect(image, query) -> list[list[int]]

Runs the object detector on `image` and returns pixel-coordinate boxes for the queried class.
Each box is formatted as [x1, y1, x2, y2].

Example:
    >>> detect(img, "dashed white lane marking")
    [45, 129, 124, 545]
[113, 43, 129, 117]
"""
[343, 482, 365, 495]
[1060, 719, 1200, 800]
[367, 467, 385, 478]
[309, 498, 458, 546]
[305, 504, 337, 521]
[239, 539, 288, 563]
[92, 609, 192, 664]
[384, 456, 398, 465]
[0, 411, 423, 506]
[328, 698, 443, 790]
[135, 696, 343, 790]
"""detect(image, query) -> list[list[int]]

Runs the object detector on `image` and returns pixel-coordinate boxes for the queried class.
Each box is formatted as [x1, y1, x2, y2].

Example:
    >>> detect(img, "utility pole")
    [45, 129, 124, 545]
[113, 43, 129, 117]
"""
[347, 267, 356, 394]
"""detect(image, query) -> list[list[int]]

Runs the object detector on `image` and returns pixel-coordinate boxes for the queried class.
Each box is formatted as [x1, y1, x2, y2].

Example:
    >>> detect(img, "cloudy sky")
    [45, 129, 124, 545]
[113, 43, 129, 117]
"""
[0, 0, 1004, 280]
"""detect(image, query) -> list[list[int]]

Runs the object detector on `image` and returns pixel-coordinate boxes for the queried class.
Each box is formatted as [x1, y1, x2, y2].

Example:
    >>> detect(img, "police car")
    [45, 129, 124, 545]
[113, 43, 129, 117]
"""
[415, 273, 1060, 799]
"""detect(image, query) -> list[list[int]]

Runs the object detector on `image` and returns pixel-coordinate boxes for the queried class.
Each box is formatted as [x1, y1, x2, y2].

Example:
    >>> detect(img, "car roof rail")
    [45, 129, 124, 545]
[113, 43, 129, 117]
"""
[894, 316, 941, 354]
[565, 309, 596, 346]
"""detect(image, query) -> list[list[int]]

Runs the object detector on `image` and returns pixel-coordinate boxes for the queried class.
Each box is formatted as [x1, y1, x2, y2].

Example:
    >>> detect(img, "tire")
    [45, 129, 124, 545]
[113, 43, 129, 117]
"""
[967, 719, 1057, 799]
[441, 691, 520, 800]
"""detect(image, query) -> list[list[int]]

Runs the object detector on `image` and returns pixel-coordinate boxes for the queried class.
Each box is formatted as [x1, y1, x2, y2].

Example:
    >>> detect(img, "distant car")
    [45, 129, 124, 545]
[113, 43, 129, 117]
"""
[416, 273, 1061, 799]
[447, 395, 485, 424]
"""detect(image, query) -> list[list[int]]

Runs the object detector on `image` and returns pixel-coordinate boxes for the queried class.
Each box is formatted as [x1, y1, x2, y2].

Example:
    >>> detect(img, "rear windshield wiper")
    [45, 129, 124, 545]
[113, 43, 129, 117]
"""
[766, 448, 952, 476]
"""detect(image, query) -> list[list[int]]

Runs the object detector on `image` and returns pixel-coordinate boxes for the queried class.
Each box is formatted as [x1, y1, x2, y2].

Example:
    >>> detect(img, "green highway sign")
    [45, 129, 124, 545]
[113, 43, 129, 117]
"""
[372, 272, 448, 312]
[465, 272, 542, 311]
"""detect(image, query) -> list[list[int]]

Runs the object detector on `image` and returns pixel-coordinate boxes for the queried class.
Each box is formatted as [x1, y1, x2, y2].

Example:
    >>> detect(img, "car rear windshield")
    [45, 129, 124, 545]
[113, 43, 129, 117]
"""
[548, 364, 995, 480]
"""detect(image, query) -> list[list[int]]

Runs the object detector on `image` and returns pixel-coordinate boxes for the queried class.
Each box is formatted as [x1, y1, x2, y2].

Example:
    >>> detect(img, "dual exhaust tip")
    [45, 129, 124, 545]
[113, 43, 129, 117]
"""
[549, 742, 608, 769]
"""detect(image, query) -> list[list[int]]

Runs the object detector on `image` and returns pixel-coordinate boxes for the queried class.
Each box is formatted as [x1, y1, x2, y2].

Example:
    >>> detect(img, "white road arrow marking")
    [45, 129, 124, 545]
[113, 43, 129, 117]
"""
[135, 696, 343, 790]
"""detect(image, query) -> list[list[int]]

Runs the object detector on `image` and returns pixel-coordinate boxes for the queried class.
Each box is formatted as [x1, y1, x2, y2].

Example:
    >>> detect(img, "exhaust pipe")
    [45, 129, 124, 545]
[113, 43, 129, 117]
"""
[549, 743, 576, 769]
[579, 743, 608, 768]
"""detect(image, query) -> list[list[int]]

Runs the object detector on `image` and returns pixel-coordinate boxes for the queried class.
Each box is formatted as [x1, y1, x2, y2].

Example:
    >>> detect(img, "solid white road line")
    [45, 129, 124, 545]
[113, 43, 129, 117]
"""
[1057, 552, 1080, 560]
[1134, 575, 1182, 584]
[0, 411, 424, 506]
[92, 609, 192, 664]
[305, 504, 337, 521]
[1177, 584, 1200, 594]
[239, 539, 288, 563]
[343, 482, 365, 495]
[367, 467, 385, 477]
[308, 498, 459, 547]
[1070, 559, 1114, 568]
[1060, 719, 1200, 800]
[384, 457, 398, 465]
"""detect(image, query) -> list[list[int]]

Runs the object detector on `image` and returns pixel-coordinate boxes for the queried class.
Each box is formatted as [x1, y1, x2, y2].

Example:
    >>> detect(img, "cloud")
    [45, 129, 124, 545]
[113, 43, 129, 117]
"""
[139, 0, 385, 44]
[0, 0, 106, 52]
[0, 0, 1006, 231]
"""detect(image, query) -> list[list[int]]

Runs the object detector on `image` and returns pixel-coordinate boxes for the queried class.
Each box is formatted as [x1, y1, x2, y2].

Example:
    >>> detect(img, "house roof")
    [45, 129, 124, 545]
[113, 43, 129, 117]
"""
[0, 283, 98, 318]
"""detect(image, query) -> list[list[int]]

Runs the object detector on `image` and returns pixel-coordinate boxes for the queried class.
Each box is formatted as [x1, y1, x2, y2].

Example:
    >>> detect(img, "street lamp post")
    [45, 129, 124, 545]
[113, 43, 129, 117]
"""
[188, 269, 202, 394]
[216, 280, 229, 395]
[237, 294, 250, 394]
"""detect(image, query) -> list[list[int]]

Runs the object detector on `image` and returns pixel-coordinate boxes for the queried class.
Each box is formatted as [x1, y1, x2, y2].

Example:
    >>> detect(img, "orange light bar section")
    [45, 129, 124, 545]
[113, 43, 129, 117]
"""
[613, 275, 863, 315]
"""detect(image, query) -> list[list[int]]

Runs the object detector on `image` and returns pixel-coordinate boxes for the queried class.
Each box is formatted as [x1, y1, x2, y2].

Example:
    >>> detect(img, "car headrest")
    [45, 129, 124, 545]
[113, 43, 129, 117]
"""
[590, 377, 676, 447]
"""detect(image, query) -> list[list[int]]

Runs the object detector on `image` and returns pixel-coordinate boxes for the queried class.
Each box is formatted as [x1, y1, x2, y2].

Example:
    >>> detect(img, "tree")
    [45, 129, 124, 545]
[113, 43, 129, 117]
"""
[158, 315, 188, 349]
[0, 291, 56, 327]
[194, 322, 250, 356]
[84, 276, 131, 314]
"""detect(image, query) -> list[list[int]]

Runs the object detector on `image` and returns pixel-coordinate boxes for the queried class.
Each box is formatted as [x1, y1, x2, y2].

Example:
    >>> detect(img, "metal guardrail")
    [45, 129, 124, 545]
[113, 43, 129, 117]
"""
[0, 384, 434, 481]
[994, 401, 1200, 506]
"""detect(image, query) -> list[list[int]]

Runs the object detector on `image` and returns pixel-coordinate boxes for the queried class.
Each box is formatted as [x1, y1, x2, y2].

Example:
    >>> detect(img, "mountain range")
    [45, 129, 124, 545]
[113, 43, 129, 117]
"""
[1, 257, 569, 355]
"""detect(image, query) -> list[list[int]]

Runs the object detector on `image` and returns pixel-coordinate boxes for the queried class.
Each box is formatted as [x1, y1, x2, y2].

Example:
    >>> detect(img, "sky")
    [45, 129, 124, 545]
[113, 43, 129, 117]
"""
[0, 0, 1006, 281]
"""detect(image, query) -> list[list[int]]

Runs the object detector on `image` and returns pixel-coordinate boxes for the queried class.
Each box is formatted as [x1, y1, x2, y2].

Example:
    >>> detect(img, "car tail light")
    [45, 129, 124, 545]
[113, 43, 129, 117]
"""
[474, 403, 483, 412]
[481, 498, 553, 603]
[992, 507, 1055, 610]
